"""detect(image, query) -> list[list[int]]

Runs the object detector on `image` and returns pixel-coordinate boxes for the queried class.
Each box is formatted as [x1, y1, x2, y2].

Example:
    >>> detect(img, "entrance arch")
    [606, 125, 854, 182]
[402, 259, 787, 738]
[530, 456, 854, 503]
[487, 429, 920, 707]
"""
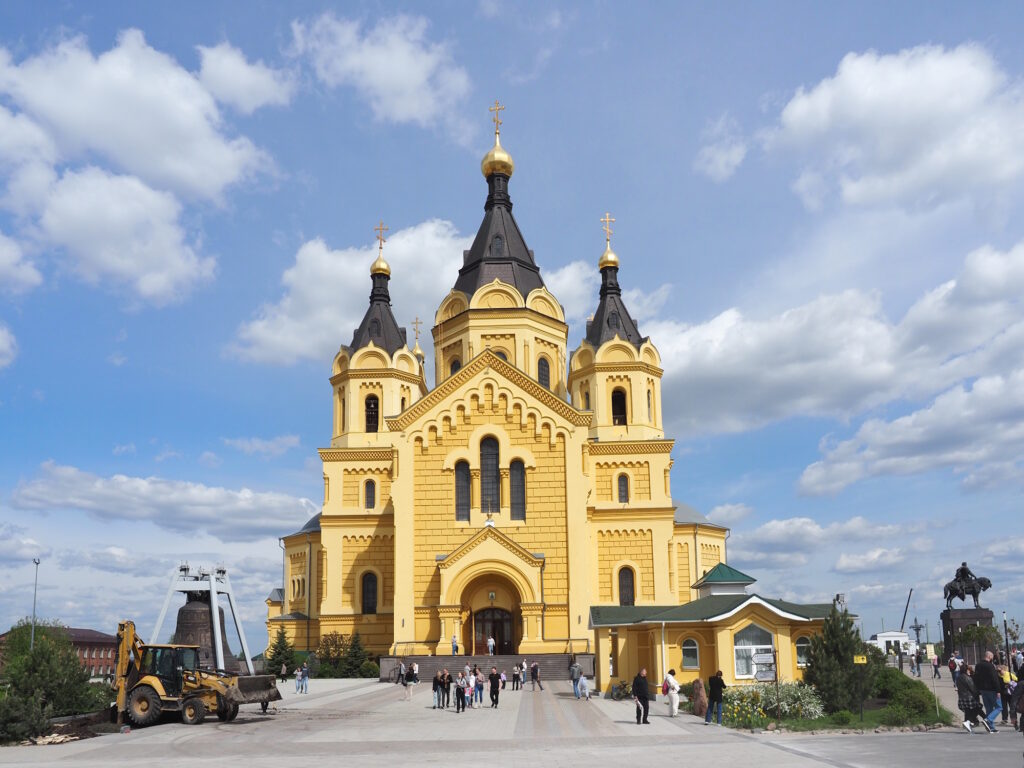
[459, 572, 523, 655]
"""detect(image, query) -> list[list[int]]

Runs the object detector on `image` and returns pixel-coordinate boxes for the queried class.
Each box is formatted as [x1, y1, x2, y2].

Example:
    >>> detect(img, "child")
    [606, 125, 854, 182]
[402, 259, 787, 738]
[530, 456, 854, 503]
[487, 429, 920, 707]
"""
[578, 675, 591, 701]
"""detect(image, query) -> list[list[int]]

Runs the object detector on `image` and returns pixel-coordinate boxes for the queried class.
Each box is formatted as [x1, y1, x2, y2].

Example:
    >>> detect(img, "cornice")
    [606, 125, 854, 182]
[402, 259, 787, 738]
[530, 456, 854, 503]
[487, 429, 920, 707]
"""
[432, 307, 568, 335]
[437, 526, 544, 570]
[318, 448, 395, 462]
[330, 368, 427, 387]
[587, 440, 674, 456]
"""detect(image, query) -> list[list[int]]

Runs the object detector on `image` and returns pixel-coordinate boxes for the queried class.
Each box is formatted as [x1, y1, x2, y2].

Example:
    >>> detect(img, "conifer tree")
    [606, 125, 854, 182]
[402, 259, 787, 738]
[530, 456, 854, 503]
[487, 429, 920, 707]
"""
[264, 626, 296, 678]
[803, 606, 874, 713]
[342, 633, 369, 677]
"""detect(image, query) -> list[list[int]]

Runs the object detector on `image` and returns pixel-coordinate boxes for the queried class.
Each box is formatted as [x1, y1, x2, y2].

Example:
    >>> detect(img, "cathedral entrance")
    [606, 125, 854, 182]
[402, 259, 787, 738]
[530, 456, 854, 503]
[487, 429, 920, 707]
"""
[473, 608, 514, 655]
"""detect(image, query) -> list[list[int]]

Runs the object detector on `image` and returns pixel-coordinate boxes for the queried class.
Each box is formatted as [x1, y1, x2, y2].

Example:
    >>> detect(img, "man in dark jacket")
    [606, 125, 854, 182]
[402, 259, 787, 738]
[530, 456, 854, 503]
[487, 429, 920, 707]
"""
[706, 670, 727, 725]
[632, 667, 650, 724]
[974, 651, 1003, 731]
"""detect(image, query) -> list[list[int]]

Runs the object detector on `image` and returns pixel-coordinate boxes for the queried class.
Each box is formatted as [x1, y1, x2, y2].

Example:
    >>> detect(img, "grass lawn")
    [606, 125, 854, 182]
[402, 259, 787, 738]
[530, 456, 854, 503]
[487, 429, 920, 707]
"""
[765, 703, 953, 732]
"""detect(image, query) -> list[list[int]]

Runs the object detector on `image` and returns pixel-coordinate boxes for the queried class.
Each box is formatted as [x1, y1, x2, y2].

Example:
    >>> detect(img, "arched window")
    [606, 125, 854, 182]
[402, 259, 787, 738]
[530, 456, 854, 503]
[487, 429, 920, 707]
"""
[450, 358, 462, 376]
[608, 311, 621, 330]
[480, 437, 500, 515]
[455, 461, 470, 521]
[584, 389, 591, 410]
[365, 395, 379, 433]
[618, 567, 635, 606]
[494, 350, 508, 361]
[537, 357, 550, 389]
[617, 474, 629, 503]
[647, 390, 652, 422]
[682, 638, 699, 669]
[361, 572, 378, 615]
[734, 624, 774, 678]
[364, 480, 375, 509]
[510, 460, 526, 520]
[341, 396, 346, 431]
[611, 388, 627, 425]
[401, 397, 406, 411]
[795, 636, 811, 667]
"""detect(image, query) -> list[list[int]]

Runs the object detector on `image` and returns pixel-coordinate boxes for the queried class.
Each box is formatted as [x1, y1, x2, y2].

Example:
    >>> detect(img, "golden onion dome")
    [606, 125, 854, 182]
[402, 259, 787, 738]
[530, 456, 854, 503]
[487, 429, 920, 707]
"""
[481, 132, 515, 178]
[412, 339, 424, 358]
[370, 252, 391, 276]
[598, 242, 619, 270]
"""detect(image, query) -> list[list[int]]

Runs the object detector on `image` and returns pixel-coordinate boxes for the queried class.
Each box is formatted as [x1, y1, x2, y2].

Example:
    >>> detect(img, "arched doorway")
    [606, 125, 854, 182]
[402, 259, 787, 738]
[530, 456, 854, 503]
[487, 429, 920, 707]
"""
[459, 572, 523, 655]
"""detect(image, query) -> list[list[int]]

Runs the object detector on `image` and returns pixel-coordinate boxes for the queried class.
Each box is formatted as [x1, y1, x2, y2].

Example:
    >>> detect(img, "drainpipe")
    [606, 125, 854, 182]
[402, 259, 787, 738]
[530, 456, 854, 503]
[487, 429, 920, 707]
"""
[540, 558, 546, 642]
[306, 533, 312, 652]
[279, 538, 285, 610]
[661, 621, 667, 683]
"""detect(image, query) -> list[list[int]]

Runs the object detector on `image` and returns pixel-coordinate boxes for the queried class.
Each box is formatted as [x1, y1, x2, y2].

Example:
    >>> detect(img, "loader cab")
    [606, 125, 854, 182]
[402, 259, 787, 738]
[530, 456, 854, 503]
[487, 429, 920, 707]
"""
[139, 645, 200, 697]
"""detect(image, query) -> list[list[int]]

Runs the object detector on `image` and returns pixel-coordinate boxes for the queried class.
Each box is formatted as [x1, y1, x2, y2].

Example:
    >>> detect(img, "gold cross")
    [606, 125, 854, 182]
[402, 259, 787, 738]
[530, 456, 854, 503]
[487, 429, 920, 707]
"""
[600, 212, 615, 243]
[489, 99, 505, 134]
[374, 220, 389, 253]
[411, 316, 422, 342]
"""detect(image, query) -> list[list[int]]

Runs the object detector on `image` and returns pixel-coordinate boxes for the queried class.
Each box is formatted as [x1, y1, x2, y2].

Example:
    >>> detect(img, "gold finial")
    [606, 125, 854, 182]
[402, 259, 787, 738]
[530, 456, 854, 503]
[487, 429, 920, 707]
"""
[370, 219, 391, 276]
[598, 212, 619, 270]
[411, 316, 422, 342]
[489, 99, 505, 135]
[481, 100, 514, 178]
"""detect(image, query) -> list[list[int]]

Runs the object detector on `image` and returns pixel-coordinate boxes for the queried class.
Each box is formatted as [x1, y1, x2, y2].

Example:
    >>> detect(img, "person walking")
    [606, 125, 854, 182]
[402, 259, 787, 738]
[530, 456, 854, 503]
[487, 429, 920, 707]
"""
[520, 660, 527, 687]
[487, 635, 496, 655]
[404, 664, 415, 700]
[511, 664, 520, 691]
[489, 666, 501, 708]
[974, 650, 1002, 731]
[467, 669, 476, 709]
[411, 661, 420, 684]
[958, 665, 991, 733]
[705, 670, 726, 725]
[998, 664, 1012, 727]
[294, 665, 302, 694]
[280, 661, 288, 682]
[531, 661, 543, 691]
[455, 671, 467, 713]
[570, 660, 583, 699]
[664, 669, 680, 717]
[578, 674, 591, 701]
[932, 654, 941, 679]
[441, 668, 452, 709]
[432, 670, 442, 709]
[500, 670, 507, 689]
[300, 662, 309, 694]
[632, 667, 650, 724]
[451, 633, 458, 656]
[915, 650, 924, 678]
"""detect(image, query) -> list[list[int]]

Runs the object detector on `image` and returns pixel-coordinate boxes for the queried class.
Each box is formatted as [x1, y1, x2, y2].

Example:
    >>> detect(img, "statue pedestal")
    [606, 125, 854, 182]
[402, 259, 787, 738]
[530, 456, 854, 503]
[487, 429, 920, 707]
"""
[941, 608, 994, 665]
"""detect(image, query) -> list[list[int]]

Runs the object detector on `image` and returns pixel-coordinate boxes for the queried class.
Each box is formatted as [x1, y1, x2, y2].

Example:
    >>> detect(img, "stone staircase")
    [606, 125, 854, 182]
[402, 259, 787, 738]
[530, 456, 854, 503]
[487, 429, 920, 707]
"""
[379, 653, 595, 683]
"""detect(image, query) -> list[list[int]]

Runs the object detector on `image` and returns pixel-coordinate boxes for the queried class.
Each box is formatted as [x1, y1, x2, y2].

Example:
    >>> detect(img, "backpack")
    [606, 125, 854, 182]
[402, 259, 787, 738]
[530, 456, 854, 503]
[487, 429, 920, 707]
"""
[948, 658, 957, 672]
[662, 679, 669, 695]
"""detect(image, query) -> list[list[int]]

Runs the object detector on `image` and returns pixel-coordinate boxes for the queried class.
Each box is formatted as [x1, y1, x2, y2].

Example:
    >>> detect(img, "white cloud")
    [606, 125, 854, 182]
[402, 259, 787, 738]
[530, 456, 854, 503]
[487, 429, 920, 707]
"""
[197, 42, 295, 115]
[734, 515, 902, 553]
[766, 43, 1024, 210]
[0, 324, 16, 369]
[38, 167, 215, 305]
[0, 29, 269, 201]
[291, 13, 471, 141]
[693, 115, 747, 182]
[58, 545, 173, 575]
[0, 522, 49, 566]
[112, 443, 135, 456]
[834, 547, 905, 574]
[801, 369, 1024, 494]
[231, 219, 469, 365]
[11, 461, 314, 543]
[0, 230, 40, 293]
[545, 260, 599, 326]
[199, 451, 222, 468]
[707, 503, 752, 525]
[223, 435, 300, 457]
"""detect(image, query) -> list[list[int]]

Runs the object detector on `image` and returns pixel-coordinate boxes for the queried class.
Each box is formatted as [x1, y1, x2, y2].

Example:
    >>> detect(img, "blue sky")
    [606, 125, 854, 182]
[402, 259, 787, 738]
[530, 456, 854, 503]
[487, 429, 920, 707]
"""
[2, 1, 1023, 652]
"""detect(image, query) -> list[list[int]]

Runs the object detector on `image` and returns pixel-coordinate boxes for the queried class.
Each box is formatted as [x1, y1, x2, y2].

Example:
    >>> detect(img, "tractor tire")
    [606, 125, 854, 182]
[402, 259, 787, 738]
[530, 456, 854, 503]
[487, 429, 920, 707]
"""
[216, 694, 230, 721]
[226, 702, 239, 721]
[127, 686, 162, 727]
[181, 698, 206, 725]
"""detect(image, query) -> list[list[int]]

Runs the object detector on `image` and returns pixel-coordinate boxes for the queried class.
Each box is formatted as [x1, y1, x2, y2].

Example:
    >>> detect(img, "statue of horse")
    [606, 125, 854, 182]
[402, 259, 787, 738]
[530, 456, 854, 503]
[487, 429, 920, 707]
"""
[944, 576, 991, 610]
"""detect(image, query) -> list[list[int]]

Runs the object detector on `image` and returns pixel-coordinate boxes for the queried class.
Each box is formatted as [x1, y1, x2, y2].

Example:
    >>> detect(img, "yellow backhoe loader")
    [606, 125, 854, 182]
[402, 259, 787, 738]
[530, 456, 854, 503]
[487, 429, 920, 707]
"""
[112, 620, 282, 726]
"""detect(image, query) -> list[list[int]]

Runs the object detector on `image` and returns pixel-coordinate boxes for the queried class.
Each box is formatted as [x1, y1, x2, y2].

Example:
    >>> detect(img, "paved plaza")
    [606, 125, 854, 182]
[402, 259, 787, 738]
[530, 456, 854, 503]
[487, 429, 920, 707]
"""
[2, 678, 1022, 767]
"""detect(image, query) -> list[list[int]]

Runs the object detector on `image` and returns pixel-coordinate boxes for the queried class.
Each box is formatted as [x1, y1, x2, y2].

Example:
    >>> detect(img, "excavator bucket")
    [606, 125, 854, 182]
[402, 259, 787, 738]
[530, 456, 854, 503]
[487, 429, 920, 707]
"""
[224, 674, 283, 705]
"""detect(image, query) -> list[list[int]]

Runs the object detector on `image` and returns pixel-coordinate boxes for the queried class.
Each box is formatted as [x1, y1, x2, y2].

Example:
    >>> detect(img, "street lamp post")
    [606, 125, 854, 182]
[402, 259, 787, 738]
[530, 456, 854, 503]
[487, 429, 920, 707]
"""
[30, 557, 41, 651]
[1004, 611, 1011, 667]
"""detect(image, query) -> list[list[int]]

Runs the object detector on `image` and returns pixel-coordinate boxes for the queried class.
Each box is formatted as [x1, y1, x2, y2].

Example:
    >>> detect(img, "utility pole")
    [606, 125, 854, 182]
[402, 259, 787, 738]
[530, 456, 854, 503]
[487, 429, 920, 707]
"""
[30, 558, 41, 651]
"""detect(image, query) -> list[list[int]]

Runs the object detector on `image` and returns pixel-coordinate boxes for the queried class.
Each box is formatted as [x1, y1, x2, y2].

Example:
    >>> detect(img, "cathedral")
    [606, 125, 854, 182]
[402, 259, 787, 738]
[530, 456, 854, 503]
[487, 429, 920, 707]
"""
[267, 108, 828, 690]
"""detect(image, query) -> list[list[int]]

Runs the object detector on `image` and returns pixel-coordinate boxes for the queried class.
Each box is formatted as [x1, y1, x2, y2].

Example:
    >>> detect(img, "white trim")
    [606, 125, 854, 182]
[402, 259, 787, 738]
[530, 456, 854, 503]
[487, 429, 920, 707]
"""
[633, 595, 811, 625]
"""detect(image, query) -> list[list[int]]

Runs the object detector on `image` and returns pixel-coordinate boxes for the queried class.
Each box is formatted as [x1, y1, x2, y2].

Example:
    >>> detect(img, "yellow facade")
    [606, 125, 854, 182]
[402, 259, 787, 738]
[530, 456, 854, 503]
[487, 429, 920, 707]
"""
[264, 119, 789, 688]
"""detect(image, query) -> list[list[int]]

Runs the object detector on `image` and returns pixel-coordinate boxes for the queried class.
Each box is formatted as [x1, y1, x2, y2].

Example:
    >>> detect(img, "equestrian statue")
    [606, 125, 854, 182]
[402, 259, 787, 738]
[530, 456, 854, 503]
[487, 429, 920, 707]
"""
[943, 561, 991, 610]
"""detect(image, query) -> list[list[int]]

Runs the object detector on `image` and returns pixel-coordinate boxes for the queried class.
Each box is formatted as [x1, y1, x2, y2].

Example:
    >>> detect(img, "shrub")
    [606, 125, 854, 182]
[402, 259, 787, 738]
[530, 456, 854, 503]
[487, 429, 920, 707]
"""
[831, 710, 853, 725]
[0, 690, 51, 743]
[882, 704, 911, 726]
[265, 627, 296, 677]
[889, 681, 935, 719]
[756, 682, 825, 720]
[873, 667, 909, 699]
[358, 661, 380, 678]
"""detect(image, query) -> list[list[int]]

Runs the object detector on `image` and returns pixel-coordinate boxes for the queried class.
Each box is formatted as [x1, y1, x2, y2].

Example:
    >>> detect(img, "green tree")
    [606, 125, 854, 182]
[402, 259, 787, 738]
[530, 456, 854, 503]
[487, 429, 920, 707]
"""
[317, 632, 349, 667]
[803, 607, 877, 713]
[960, 624, 1002, 656]
[341, 633, 369, 677]
[264, 626, 296, 680]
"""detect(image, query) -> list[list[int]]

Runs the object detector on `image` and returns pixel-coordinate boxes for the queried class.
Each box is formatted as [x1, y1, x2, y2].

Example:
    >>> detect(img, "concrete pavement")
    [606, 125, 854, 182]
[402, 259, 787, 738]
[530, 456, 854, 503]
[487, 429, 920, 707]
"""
[2, 678, 1022, 767]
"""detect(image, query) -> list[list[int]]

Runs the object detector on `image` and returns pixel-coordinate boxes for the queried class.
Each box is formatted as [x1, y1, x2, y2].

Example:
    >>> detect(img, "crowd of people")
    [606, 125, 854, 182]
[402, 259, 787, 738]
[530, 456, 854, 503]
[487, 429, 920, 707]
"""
[951, 648, 1024, 735]
[396, 658, 553, 710]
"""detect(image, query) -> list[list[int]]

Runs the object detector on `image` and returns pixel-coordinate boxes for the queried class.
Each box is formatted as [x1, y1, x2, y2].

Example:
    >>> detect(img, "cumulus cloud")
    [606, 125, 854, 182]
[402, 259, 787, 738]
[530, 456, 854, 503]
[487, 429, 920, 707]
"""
[231, 219, 469, 365]
[291, 13, 471, 141]
[834, 547, 905, 574]
[112, 443, 135, 456]
[223, 434, 300, 457]
[0, 230, 40, 293]
[198, 42, 295, 114]
[38, 167, 215, 305]
[693, 114, 747, 182]
[545, 260, 599, 326]
[0, 522, 49, 566]
[0, 324, 16, 369]
[707, 503, 753, 525]
[765, 43, 1024, 210]
[11, 461, 314, 542]
[58, 545, 174, 574]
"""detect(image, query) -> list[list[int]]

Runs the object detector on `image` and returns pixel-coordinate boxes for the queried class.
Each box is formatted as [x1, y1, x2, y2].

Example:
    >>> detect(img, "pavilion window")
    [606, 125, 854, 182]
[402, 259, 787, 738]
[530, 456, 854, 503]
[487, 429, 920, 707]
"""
[480, 437, 500, 515]
[364, 480, 375, 509]
[455, 461, 470, 521]
[647, 390, 652, 422]
[618, 567, 635, 606]
[617, 474, 629, 503]
[611, 388, 627, 425]
[537, 357, 550, 389]
[361, 572, 378, 615]
[734, 624, 774, 678]
[365, 395, 379, 433]
[450, 358, 462, 376]
[795, 636, 811, 667]
[510, 460, 526, 520]
[682, 638, 699, 669]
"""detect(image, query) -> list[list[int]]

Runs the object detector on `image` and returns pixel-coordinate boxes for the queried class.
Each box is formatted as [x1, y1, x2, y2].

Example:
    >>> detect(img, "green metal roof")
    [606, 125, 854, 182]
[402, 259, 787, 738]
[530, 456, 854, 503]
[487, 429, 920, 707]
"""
[589, 594, 837, 627]
[691, 562, 756, 587]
